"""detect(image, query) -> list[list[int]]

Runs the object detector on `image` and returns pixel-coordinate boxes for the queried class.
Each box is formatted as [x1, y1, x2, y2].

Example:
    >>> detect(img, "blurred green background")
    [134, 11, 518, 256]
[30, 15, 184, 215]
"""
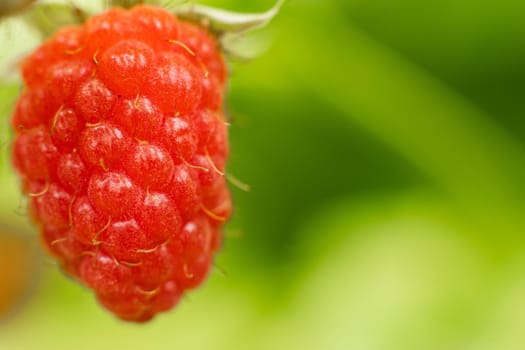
[2, 0, 525, 349]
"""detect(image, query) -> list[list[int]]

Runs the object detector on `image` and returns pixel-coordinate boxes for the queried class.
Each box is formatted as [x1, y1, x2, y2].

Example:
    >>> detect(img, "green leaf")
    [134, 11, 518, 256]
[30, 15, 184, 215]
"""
[257, 194, 500, 350]
[251, 1, 525, 236]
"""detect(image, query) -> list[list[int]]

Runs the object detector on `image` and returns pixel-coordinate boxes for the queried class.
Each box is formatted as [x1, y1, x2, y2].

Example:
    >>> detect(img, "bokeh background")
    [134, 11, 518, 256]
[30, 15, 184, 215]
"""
[2, 0, 525, 349]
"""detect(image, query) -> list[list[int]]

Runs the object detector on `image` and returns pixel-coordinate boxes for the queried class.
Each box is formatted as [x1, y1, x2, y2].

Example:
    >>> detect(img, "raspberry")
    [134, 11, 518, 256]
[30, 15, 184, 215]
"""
[0, 231, 38, 320]
[11, 5, 232, 322]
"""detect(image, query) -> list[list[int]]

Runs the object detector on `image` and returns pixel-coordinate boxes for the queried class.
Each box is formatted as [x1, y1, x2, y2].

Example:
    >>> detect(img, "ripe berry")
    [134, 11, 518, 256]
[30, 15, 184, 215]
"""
[11, 5, 232, 322]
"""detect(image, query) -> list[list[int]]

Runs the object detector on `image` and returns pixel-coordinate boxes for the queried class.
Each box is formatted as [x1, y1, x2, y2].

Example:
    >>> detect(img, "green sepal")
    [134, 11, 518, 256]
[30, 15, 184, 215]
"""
[170, 0, 284, 35]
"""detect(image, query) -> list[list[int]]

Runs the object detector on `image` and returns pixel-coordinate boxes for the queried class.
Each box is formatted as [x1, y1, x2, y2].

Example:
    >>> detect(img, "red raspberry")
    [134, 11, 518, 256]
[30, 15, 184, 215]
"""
[11, 5, 232, 322]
